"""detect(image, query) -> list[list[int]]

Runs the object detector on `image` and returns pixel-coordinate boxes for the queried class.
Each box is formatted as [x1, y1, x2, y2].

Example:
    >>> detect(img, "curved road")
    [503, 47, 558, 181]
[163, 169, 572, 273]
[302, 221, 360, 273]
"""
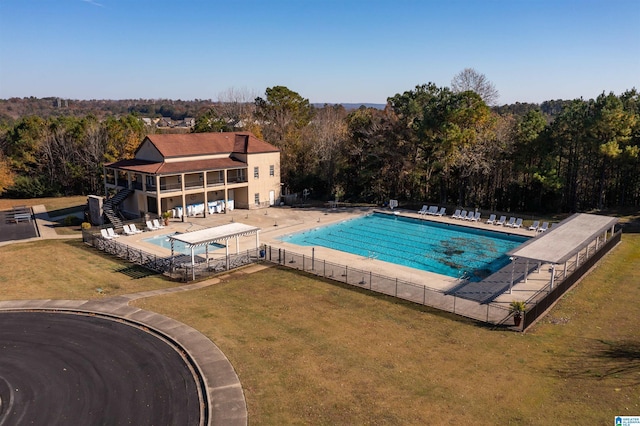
[0, 312, 201, 425]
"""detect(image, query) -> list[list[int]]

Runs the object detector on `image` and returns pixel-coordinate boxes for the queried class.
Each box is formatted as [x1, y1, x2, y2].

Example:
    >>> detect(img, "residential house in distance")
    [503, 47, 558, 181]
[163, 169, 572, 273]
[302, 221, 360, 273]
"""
[103, 132, 281, 221]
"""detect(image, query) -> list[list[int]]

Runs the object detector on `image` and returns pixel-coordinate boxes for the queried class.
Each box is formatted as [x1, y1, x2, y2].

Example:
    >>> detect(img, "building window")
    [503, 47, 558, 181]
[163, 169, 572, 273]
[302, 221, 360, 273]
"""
[254, 193, 260, 205]
[254, 167, 259, 179]
[269, 165, 274, 177]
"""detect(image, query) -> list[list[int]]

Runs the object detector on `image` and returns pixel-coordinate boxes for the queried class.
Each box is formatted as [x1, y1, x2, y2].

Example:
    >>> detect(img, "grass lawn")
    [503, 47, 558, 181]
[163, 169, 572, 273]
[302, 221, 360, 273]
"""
[0, 239, 177, 300]
[0, 195, 87, 212]
[2, 196, 638, 424]
[131, 234, 640, 425]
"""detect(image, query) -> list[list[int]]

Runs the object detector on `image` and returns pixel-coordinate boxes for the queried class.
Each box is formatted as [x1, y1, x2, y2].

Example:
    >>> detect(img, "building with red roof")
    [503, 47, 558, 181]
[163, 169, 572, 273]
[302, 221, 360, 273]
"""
[103, 132, 280, 220]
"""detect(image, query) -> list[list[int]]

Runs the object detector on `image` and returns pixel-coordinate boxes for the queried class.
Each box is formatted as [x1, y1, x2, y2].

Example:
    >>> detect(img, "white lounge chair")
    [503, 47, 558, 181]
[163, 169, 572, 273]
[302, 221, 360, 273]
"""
[504, 217, 516, 227]
[122, 224, 136, 236]
[471, 212, 481, 222]
[146, 220, 159, 231]
[152, 219, 165, 229]
[434, 207, 446, 216]
[100, 229, 113, 240]
[129, 223, 144, 234]
[495, 215, 507, 226]
[458, 210, 467, 220]
[418, 205, 428, 215]
[538, 222, 549, 233]
[486, 214, 496, 225]
[512, 218, 523, 228]
[464, 211, 475, 220]
[528, 221, 539, 231]
[451, 209, 461, 219]
[107, 228, 120, 238]
[426, 206, 438, 215]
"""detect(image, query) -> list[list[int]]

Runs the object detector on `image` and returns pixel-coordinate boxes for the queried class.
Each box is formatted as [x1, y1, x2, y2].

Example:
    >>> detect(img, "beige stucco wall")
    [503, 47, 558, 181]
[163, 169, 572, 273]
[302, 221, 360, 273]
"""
[245, 151, 281, 208]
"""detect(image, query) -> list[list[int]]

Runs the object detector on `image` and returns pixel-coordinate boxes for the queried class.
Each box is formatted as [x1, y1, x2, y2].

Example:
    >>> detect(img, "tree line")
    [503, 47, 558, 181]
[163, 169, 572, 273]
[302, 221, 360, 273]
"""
[0, 80, 638, 214]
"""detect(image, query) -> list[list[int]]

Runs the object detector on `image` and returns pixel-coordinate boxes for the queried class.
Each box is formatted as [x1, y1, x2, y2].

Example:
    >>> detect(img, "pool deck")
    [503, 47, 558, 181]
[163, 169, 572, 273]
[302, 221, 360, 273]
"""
[116, 206, 553, 311]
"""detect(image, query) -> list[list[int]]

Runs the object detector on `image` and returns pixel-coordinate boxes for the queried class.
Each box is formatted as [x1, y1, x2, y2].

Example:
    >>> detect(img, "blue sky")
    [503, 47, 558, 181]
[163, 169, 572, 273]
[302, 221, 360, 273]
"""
[0, 0, 638, 105]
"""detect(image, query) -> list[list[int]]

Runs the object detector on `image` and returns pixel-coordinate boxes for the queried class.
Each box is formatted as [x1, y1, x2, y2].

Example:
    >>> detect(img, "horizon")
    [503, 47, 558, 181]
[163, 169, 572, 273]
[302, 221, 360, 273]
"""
[1, 1, 638, 105]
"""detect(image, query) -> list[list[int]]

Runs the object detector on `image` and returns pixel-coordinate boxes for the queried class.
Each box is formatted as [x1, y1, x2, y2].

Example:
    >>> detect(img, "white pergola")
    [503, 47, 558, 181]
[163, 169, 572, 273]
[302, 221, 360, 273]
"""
[169, 222, 261, 266]
[506, 213, 618, 292]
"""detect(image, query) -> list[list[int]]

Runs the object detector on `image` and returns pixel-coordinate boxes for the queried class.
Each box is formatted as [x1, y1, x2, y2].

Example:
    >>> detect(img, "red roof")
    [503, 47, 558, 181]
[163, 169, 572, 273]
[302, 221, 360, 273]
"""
[139, 132, 278, 158]
[106, 157, 246, 175]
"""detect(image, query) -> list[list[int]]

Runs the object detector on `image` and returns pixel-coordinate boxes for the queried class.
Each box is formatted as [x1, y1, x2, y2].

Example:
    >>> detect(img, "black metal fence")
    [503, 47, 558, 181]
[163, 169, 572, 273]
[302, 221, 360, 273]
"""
[83, 229, 260, 282]
[520, 229, 622, 330]
[83, 226, 623, 329]
[262, 245, 512, 325]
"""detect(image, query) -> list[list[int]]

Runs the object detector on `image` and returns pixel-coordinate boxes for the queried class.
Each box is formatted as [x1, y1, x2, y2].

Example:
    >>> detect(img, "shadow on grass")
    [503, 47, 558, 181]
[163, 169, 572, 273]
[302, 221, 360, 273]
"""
[559, 339, 640, 387]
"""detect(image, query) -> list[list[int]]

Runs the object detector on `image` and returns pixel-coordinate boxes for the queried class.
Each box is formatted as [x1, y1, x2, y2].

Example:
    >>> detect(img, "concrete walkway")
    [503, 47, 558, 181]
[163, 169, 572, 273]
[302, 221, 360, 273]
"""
[0, 277, 248, 426]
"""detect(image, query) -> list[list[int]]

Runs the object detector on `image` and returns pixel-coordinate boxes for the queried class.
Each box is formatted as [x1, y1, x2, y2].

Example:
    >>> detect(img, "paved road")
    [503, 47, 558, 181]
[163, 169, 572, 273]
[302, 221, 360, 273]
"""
[0, 312, 201, 425]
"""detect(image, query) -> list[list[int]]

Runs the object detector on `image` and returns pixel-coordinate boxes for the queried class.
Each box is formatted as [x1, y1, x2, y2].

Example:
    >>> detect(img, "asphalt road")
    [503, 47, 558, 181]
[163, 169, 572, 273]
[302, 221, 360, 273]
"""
[0, 312, 201, 425]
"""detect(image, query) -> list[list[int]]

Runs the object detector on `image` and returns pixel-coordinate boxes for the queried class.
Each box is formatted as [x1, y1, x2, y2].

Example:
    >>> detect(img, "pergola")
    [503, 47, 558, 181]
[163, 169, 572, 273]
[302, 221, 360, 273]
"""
[506, 213, 618, 292]
[169, 222, 261, 266]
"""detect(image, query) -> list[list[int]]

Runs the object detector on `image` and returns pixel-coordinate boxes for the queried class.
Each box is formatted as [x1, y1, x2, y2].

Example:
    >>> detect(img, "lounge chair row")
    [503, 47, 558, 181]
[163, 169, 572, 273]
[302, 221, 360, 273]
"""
[451, 209, 481, 222]
[124, 224, 144, 235]
[418, 205, 447, 217]
[100, 227, 121, 239]
[99, 220, 165, 240]
[527, 221, 549, 233]
[485, 214, 522, 228]
[146, 219, 165, 231]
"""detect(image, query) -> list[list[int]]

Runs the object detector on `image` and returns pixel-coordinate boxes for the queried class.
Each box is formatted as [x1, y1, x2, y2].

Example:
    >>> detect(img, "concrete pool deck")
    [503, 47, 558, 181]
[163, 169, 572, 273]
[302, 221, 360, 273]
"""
[116, 206, 554, 311]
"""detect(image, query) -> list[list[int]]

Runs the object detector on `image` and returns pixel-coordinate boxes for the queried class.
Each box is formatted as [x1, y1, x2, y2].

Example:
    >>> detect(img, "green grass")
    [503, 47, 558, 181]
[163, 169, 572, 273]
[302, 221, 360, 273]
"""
[0, 195, 87, 212]
[0, 239, 177, 300]
[132, 234, 640, 425]
[2, 196, 638, 424]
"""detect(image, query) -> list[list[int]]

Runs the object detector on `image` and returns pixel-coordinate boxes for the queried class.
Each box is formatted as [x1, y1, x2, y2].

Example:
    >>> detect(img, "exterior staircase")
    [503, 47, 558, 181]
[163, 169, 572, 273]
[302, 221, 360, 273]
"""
[103, 189, 132, 229]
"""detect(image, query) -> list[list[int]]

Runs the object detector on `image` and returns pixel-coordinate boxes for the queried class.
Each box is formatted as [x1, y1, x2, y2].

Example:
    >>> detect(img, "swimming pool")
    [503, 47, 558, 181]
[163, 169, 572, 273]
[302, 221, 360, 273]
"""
[143, 232, 225, 255]
[278, 213, 528, 281]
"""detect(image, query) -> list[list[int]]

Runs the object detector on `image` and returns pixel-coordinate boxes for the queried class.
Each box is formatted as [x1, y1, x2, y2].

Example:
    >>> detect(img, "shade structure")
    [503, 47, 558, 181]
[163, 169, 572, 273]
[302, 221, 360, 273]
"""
[169, 222, 261, 266]
[507, 213, 618, 264]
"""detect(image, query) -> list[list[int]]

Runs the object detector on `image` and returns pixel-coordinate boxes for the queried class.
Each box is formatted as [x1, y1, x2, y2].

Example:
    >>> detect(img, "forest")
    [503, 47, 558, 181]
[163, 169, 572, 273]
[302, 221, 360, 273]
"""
[0, 80, 638, 214]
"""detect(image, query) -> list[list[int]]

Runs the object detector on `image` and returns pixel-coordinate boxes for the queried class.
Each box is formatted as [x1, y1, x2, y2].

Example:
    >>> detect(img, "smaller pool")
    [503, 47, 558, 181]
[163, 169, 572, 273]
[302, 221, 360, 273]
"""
[142, 232, 224, 255]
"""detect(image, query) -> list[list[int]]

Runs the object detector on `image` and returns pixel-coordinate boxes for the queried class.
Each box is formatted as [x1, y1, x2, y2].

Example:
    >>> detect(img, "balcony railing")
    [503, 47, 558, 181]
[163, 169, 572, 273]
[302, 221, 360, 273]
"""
[160, 182, 182, 192]
[185, 182, 204, 189]
[227, 176, 247, 184]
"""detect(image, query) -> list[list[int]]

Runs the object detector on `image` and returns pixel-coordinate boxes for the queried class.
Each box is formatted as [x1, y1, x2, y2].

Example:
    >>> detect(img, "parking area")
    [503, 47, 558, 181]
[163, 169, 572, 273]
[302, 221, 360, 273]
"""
[0, 207, 38, 243]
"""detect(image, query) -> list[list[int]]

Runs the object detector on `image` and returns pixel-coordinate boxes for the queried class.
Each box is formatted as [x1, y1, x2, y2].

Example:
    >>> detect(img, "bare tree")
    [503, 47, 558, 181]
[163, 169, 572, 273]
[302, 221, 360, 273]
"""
[451, 68, 499, 105]
[216, 87, 258, 130]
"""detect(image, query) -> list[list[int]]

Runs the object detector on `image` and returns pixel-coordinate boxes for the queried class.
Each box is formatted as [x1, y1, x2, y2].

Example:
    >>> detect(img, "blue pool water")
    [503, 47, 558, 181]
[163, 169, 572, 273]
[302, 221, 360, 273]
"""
[279, 213, 528, 281]
[143, 232, 224, 255]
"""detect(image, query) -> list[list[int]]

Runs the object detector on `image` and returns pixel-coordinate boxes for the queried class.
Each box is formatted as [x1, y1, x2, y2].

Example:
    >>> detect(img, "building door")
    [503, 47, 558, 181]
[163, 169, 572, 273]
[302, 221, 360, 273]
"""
[269, 190, 275, 206]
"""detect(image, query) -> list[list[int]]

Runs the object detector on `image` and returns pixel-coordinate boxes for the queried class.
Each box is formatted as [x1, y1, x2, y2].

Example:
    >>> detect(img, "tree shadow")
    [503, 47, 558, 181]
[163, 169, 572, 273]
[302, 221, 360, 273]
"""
[558, 339, 640, 387]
